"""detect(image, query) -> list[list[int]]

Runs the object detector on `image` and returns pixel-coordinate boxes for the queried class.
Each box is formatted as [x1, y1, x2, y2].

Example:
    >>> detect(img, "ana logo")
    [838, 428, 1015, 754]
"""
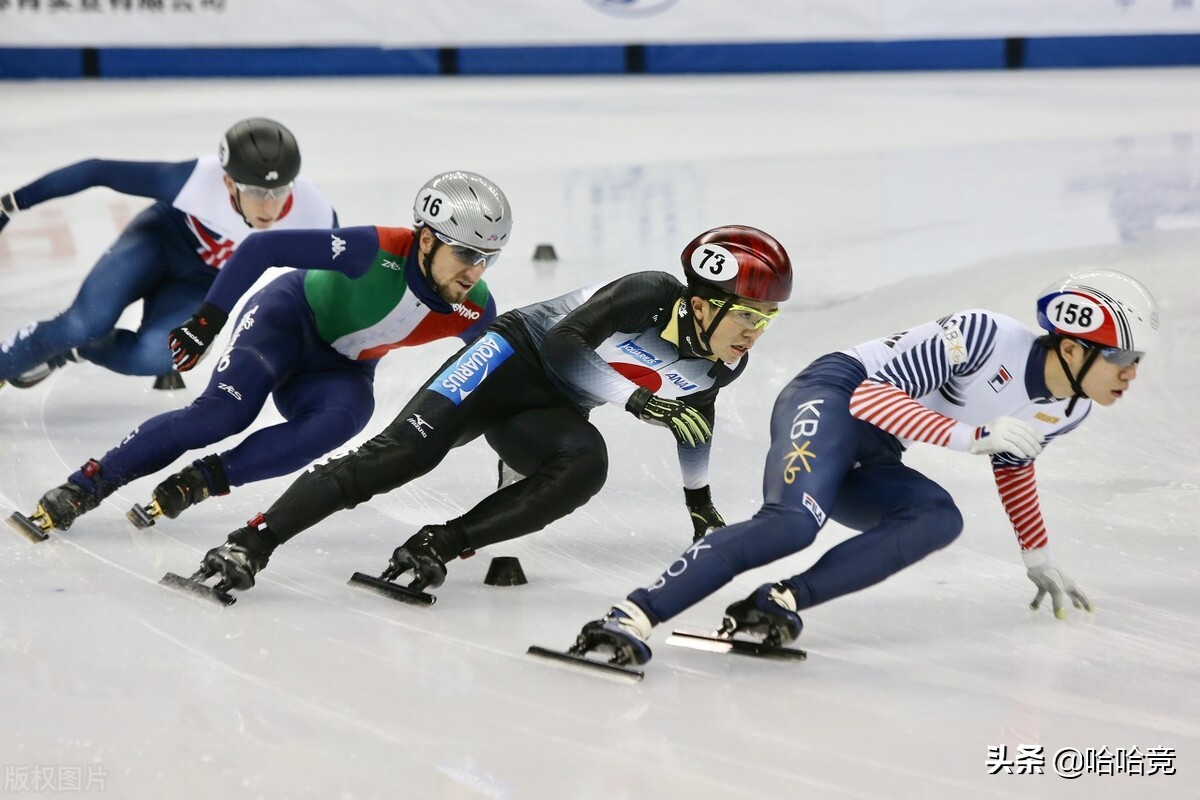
[584, 0, 680, 18]
[407, 413, 434, 438]
[217, 382, 243, 401]
[988, 366, 1012, 393]
[331, 234, 346, 260]
[432, 333, 515, 405]
[454, 304, 481, 321]
[381, 258, 402, 272]
[666, 372, 698, 392]
[616, 338, 663, 366]
[264, 170, 278, 181]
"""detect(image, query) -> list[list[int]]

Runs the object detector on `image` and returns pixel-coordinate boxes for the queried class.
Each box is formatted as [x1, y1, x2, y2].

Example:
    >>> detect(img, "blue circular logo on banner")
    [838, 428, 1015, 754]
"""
[584, 0, 680, 18]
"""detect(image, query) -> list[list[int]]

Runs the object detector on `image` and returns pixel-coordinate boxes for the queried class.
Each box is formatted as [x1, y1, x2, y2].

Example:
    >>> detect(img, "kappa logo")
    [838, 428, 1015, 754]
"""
[216, 303, 259, 373]
[381, 258, 402, 272]
[120, 426, 140, 447]
[407, 413, 434, 438]
[218, 382, 243, 401]
[331, 234, 346, 260]
[264, 170, 278, 181]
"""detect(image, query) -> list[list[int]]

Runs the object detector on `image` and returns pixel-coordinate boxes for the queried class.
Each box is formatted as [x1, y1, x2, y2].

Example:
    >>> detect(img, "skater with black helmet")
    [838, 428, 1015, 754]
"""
[7, 171, 508, 542]
[0, 118, 335, 390]
[561, 270, 1159, 673]
[172, 225, 794, 603]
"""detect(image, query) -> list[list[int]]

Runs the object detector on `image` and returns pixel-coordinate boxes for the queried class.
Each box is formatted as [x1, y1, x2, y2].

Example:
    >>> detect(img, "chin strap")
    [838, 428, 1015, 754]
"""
[1053, 339, 1100, 416]
[689, 290, 734, 358]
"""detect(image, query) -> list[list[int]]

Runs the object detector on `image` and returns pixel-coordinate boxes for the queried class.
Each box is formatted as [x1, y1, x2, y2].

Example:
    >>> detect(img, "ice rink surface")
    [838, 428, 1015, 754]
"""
[1, 69, 1198, 799]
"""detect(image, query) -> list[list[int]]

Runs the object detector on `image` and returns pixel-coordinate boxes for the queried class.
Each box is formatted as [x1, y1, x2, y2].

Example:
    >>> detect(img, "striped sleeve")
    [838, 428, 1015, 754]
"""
[993, 463, 1049, 551]
[848, 381, 973, 447]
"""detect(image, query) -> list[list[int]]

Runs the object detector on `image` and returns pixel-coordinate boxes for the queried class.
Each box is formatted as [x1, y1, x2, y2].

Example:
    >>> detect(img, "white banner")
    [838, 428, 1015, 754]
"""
[2, 0, 1199, 48]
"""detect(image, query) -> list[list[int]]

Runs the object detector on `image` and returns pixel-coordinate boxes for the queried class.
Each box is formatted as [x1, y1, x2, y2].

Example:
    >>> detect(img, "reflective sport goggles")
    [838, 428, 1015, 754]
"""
[708, 298, 781, 331]
[235, 181, 293, 201]
[434, 231, 501, 269]
[1082, 341, 1143, 368]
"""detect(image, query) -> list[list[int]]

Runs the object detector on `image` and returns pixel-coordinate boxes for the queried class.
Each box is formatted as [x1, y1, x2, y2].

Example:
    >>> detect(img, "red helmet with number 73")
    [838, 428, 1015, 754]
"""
[1036, 269, 1159, 360]
[681, 225, 793, 302]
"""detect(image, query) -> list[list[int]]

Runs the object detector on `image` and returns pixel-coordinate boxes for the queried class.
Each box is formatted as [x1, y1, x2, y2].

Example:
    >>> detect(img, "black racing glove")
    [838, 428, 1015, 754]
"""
[684, 485, 725, 542]
[168, 303, 228, 372]
[625, 386, 713, 448]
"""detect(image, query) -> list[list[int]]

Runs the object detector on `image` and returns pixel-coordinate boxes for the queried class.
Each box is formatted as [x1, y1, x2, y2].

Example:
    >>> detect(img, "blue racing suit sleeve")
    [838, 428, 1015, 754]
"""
[202, 226, 382, 314]
[10, 159, 197, 209]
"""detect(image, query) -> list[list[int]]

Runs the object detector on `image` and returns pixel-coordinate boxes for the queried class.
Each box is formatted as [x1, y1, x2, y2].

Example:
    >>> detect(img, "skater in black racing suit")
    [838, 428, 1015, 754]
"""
[190, 225, 794, 596]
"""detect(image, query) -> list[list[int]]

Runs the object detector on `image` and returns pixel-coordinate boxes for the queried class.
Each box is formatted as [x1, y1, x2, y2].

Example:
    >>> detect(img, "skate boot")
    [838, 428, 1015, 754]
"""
[577, 601, 654, 666]
[6, 349, 81, 389]
[152, 371, 186, 391]
[8, 458, 111, 540]
[199, 524, 275, 592]
[129, 455, 229, 528]
[381, 524, 466, 591]
[722, 583, 804, 646]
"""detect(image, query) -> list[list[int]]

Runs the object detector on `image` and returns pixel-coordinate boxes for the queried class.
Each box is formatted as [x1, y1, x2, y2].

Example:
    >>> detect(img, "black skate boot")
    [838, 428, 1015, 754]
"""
[721, 583, 804, 646]
[7, 349, 81, 389]
[7, 459, 110, 541]
[152, 371, 186, 391]
[128, 455, 229, 529]
[381, 524, 467, 591]
[200, 526, 273, 592]
[160, 518, 278, 606]
[577, 601, 654, 666]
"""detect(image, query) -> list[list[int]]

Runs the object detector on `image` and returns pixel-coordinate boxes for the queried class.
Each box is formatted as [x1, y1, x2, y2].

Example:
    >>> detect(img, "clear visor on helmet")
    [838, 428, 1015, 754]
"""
[434, 230, 501, 269]
[708, 298, 781, 331]
[235, 181, 293, 201]
[1080, 340, 1143, 368]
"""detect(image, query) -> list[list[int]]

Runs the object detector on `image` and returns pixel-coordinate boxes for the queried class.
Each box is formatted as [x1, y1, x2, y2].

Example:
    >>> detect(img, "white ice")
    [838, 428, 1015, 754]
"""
[1, 70, 1198, 800]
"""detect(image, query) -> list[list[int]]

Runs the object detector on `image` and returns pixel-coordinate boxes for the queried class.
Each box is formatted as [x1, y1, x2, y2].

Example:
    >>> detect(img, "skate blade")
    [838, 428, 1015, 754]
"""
[6, 511, 50, 543]
[526, 645, 644, 683]
[159, 572, 236, 606]
[126, 502, 159, 529]
[347, 572, 436, 607]
[665, 629, 807, 661]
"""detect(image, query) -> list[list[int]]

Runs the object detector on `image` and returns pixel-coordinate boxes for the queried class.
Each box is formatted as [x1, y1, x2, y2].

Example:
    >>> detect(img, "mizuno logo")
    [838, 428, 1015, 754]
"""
[331, 234, 346, 260]
[407, 414, 433, 438]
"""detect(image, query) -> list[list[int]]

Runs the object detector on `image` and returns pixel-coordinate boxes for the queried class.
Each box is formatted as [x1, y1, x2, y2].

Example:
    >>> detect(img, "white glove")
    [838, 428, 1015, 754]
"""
[1024, 549, 1093, 619]
[967, 417, 1043, 458]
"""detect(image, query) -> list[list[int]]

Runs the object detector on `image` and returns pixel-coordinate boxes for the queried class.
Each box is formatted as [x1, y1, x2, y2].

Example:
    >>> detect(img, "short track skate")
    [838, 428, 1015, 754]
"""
[126, 499, 163, 529]
[6, 508, 52, 543]
[347, 570, 436, 606]
[159, 567, 238, 606]
[527, 633, 646, 683]
[666, 618, 807, 662]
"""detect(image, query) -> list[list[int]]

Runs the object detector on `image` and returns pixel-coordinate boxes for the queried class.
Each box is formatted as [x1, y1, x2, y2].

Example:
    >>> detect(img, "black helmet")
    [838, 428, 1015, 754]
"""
[219, 118, 301, 189]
